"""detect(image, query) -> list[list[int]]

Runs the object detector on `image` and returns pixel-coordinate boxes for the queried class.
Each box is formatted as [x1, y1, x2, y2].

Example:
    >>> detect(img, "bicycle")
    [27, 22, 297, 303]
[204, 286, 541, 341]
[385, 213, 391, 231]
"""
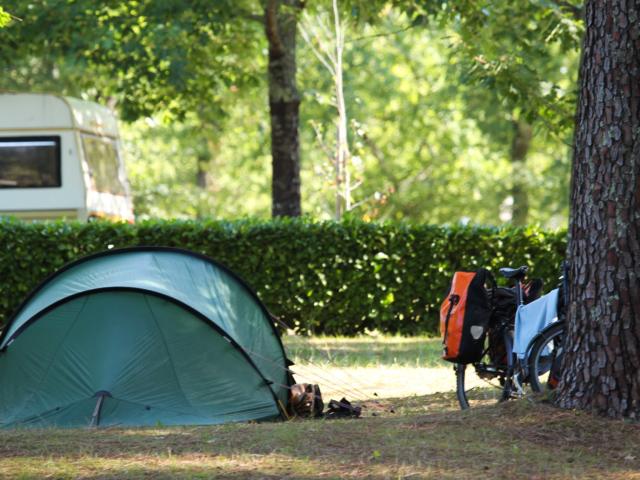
[454, 265, 567, 409]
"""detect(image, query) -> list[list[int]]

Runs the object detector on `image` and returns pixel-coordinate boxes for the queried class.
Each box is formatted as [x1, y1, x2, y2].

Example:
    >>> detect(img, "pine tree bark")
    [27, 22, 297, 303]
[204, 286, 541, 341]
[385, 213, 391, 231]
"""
[265, 0, 302, 217]
[557, 0, 640, 417]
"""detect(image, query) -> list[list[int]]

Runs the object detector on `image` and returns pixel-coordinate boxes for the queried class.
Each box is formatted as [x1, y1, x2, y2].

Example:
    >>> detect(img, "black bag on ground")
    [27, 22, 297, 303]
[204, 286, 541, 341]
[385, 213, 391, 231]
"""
[325, 398, 361, 419]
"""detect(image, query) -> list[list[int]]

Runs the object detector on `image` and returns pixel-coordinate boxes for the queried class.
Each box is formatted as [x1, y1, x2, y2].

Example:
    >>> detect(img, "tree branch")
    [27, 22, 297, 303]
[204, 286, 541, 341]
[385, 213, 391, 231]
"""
[346, 23, 420, 44]
[299, 18, 336, 77]
[237, 9, 264, 24]
[360, 132, 399, 186]
[310, 121, 336, 161]
[554, 1, 584, 21]
[265, 0, 285, 57]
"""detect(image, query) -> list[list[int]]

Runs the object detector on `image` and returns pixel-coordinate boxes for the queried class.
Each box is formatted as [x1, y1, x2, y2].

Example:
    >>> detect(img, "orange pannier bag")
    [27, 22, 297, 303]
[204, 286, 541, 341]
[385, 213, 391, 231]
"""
[440, 269, 494, 364]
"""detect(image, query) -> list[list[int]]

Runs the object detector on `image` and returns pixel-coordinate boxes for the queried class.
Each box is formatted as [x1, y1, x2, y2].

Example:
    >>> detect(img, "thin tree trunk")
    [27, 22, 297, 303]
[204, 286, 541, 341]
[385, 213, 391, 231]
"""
[196, 154, 212, 190]
[195, 117, 218, 217]
[334, 51, 346, 219]
[557, 0, 640, 418]
[299, 0, 353, 220]
[333, 0, 349, 219]
[510, 120, 532, 226]
[265, 0, 302, 217]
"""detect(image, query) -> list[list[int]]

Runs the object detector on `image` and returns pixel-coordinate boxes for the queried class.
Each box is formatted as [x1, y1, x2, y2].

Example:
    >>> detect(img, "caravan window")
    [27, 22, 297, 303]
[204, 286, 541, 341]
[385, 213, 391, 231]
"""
[82, 134, 126, 196]
[0, 136, 61, 188]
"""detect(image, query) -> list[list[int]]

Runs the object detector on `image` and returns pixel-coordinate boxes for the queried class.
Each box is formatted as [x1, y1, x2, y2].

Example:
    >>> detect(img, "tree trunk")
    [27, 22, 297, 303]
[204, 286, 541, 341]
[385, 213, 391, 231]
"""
[196, 154, 212, 190]
[265, 0, 302, 217]
[510, 120, 532, 226]
[333, 0, 350, 219]
[557, 0, 640, 418]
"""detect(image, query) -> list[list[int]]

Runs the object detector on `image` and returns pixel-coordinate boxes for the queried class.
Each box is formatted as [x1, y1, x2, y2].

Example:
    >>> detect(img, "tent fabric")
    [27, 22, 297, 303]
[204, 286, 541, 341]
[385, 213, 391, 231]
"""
[0, 248, 290, 428]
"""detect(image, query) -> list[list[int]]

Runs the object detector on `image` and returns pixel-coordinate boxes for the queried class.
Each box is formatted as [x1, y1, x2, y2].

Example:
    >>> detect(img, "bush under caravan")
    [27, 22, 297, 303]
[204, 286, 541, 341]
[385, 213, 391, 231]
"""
[0, 93, 134, 222]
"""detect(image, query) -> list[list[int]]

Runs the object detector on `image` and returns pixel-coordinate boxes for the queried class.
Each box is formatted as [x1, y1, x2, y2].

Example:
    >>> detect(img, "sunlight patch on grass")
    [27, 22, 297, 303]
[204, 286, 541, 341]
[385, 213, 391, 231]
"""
[284, 335, 455, 402]
[285, 335, 505, 405]
[291, 365, 455, 401]
[284, 334, 442, 368]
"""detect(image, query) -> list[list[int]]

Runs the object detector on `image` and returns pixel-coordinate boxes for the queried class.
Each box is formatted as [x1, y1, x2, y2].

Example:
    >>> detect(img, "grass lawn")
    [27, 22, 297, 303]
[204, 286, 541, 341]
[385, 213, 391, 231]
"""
[2, 336, 639, 479]
[285, 335, 455, 399]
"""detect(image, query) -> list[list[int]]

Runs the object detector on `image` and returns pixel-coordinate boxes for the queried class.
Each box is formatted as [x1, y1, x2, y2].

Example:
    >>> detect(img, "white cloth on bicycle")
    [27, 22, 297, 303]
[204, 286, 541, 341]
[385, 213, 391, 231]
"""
[513, 288, 559, 360]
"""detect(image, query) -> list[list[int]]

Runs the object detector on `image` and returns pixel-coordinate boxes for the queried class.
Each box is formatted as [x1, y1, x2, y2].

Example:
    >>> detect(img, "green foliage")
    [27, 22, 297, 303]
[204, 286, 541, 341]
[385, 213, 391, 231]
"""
[117, 8, 573, 225]
[298, 9, 573, 225]
[0, 4, 577, 226]
[121, 100, 272, 220]
[0, 217, 566, 336]
[0, 0, 263, 120]
[431, 0, 583, 135]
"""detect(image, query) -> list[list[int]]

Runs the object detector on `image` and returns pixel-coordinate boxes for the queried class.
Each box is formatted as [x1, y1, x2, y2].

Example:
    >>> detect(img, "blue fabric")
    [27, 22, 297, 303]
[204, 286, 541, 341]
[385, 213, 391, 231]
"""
[513, 288, 559, 359]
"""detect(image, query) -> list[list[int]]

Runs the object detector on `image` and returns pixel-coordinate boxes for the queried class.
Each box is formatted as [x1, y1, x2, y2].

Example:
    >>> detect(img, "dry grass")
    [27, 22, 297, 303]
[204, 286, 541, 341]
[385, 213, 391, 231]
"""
[2, 395, 640, 479]
[1, 336, 638, 479]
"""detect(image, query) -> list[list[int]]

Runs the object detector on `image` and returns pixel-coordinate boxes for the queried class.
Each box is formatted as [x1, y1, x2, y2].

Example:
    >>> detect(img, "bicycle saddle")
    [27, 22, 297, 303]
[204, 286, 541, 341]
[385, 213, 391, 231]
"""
[499, 266, 528, 279]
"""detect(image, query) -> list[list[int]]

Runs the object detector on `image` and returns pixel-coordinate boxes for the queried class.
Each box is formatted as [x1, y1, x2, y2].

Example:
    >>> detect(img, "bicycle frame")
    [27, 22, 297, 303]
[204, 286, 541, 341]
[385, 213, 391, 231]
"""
[473, 274, 528, 400]
[456, 263, 568, 409]
[495, 272, 563, 398]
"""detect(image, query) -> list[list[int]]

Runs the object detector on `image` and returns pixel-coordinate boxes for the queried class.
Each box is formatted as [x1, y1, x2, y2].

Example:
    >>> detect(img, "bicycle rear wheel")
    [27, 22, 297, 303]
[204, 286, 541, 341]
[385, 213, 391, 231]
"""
[455, 362, 508, 409]
[527, 322, 565, 393]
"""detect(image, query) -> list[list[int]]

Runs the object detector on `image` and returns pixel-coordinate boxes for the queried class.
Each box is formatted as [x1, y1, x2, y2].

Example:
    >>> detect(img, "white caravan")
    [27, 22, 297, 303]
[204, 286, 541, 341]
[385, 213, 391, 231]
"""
[0, 93, 134, 222]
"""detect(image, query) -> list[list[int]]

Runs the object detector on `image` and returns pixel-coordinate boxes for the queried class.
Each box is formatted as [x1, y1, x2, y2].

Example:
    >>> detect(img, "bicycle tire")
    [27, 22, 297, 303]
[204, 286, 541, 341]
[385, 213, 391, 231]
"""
[527, 321, 565, 393]
[455, 362, 507, 409]
[455, 363, 470, 409]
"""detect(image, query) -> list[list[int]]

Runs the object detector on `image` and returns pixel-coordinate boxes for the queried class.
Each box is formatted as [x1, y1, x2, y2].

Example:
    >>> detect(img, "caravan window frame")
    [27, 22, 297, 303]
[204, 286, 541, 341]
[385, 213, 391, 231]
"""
[0, 136, 62, 189]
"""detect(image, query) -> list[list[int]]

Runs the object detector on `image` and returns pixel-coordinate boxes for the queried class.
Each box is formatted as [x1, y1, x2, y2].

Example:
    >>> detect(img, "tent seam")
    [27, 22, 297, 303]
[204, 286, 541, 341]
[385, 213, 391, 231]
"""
[2, 396, 93, 428]
[113, 397, 277, 420]
[10, 296, 91, 423]
[141, 294, 200, 417]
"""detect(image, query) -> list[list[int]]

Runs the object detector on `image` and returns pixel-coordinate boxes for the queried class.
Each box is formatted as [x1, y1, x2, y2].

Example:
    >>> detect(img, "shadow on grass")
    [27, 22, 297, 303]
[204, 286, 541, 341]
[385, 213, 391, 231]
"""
[2, 393, 640, 479]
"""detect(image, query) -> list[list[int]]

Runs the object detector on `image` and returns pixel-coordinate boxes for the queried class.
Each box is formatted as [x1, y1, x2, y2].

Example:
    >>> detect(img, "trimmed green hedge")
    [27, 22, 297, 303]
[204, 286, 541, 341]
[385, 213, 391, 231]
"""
[0, 217, 567, 335]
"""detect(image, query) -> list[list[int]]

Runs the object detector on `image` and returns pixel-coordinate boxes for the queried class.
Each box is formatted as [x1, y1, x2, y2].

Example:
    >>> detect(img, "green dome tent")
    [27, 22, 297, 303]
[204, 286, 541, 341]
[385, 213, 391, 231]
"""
[0, 247, 291, 428]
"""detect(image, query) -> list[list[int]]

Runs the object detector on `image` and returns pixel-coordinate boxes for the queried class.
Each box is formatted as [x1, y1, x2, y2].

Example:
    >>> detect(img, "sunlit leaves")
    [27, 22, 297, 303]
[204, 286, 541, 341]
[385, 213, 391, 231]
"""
[0, 0, 263, 120]
[431, 0, 584, 135]
[0, 7, 10, 28]
[0, 1, 578, 226]
[118, 6, 574, 226]
[299, 9, 572, 225]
